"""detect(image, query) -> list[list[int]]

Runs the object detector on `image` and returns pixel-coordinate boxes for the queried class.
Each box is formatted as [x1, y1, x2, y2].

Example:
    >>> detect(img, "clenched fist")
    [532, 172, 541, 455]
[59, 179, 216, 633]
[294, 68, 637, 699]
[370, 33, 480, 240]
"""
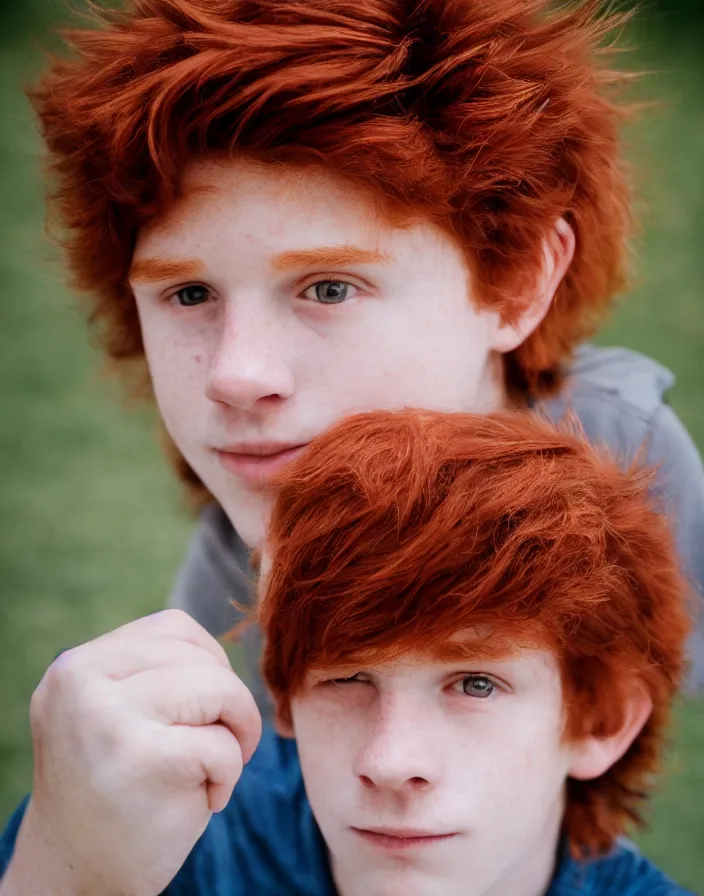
[1, 610, 261, 896]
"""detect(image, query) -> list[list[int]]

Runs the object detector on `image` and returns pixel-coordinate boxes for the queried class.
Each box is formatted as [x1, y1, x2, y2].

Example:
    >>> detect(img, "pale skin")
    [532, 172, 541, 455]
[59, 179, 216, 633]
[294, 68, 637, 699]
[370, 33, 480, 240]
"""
[1, 157, 587, 894]
[288, 653, 651, 896]
[129, 157, 575, 547]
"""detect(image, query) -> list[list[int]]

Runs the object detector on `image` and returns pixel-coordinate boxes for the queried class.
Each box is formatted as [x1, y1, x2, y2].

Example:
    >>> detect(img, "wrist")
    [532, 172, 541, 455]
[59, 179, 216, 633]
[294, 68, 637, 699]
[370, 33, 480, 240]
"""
[0, 799, 85, 896]
[1, 799, 164, 896]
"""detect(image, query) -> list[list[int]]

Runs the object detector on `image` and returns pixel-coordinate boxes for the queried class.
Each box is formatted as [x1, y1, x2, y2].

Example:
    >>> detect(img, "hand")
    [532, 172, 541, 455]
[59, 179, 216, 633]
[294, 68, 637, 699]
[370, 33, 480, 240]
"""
[2, 610, 261, 896]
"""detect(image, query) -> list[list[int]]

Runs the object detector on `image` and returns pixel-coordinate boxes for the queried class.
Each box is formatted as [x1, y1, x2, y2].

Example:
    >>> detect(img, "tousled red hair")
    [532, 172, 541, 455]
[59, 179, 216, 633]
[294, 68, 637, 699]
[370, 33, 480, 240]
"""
[259, 409, 691, 857]
[30, 0, 633, 501]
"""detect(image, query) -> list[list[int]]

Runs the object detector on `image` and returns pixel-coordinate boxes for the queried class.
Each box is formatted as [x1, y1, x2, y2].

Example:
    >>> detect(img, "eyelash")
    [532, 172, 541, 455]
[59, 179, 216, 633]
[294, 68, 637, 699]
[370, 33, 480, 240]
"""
[163, 280, 365, 311]
[331, 673, 367, 685]
[328, 673, 506, 698]
[450, 674, 502, 699]
[167, 283, 214, 308]
[297, 275, 366, 303]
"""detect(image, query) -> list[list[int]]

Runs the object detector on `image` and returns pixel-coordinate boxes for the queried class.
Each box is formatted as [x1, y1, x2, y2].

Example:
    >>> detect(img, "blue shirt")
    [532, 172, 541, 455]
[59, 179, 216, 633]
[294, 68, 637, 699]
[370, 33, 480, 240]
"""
[0, 727, 694, 895]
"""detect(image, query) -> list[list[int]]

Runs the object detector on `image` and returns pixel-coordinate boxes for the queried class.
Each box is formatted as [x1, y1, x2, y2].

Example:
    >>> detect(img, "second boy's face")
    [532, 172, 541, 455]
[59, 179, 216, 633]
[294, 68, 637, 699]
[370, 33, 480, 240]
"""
[130, 158, 513, 546]
[290, 651, 576, 896]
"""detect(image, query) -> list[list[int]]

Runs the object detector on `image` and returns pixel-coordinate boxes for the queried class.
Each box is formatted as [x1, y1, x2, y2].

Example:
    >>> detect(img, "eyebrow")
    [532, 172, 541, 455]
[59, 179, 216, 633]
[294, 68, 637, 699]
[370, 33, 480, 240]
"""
[128, 246, 390, 283]
[128, 257, 205, 283]
[272, 246, 391, 271]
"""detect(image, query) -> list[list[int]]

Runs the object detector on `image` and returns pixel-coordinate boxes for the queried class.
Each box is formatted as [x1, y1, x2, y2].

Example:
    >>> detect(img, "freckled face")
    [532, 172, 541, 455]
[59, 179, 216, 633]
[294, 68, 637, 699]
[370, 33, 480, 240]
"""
[130, 158, 509, 546]
[291, 651, 576, 896]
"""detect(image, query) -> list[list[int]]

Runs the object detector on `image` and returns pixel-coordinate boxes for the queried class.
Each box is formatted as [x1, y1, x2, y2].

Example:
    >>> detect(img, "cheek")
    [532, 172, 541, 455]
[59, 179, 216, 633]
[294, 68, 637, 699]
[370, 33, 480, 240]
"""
[352, 304, 494, 409]
[320, 322, 487, 416]
[486, 723, 571, 816]
[291, 700, 356, 811]
[142, 332, 207, 428]
[291, 696, 360, 768]
[447, 705, 570, 807]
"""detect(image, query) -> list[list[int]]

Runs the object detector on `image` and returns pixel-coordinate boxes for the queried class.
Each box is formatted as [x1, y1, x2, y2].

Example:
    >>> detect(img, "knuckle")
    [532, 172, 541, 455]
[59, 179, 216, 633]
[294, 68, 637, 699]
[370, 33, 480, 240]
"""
[226, 672, 255, 712]
[29, 683, 48, 731]
[159, 608, 195, 630]
[45, 647, 84, 689]
[211, 639, 232, 667]
[31, 649, 84, 715]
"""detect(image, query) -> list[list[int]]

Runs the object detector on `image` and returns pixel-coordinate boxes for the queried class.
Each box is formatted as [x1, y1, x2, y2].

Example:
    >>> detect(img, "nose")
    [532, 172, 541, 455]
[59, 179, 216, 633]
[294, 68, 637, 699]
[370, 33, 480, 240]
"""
[353, 692, 440, 794]
[205, 299, 295, 411]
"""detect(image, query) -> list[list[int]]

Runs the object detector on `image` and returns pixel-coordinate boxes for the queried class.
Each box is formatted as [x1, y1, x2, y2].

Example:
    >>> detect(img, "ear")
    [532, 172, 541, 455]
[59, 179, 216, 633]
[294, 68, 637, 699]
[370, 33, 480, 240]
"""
[491, 217, 576, 354]
[568, 684, 653, 782]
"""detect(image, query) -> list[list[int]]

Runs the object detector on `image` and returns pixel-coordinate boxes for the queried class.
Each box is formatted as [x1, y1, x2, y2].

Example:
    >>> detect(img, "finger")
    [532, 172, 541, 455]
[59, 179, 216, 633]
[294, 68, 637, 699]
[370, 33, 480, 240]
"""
[65, 610, 232, 673]
[108, 610, 233, 668]
[50, 636, 230, 686]
[124, 664, 262, 764]
[167, 723, 246, 813]
[104, 637, 230, 679]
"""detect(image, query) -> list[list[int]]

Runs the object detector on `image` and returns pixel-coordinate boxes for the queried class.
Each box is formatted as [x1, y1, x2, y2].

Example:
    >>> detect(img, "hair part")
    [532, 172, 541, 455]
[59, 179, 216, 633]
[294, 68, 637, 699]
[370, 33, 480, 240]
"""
[258, 409, 691, 857]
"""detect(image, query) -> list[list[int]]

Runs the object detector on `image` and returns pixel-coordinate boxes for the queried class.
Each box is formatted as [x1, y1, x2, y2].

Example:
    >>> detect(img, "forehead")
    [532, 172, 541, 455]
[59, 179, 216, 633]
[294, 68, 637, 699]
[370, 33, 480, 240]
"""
[133, 155, 464, 268]
[142, 155, 390, 239]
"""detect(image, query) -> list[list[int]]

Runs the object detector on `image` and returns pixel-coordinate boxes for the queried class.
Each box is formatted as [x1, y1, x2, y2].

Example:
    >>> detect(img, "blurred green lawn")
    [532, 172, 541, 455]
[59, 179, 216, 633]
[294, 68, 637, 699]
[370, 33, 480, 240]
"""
[0, 2, 702, 891]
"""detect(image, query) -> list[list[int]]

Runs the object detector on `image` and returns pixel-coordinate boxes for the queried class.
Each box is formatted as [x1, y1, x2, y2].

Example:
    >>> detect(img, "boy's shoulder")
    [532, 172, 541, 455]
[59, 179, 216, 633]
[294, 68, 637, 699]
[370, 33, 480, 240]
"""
[164, 726, 335, 896]
[541, 343, 679, 450]
[549, 839, 696, 896]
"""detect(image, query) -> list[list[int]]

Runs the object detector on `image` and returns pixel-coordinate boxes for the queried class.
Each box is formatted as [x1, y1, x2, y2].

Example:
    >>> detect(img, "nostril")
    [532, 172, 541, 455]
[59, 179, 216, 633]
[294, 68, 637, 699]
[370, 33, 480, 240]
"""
[357, 773, 430, 789]
[257, 392, 283, 405]
[410, 776, 429, 788]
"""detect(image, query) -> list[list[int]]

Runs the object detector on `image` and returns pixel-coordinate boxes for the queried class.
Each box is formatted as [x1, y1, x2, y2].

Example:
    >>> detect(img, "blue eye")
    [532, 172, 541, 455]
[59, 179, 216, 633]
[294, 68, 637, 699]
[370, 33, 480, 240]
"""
[460, 675, 495, 698]
[304, 281, 352, 304]
[174, 285, 210, 306]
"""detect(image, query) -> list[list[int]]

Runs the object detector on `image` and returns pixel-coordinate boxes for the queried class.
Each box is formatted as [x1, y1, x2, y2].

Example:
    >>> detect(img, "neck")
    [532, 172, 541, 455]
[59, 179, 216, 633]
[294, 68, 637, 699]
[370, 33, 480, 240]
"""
[481, 823, 562, 896]
[475, 350, 515, 413]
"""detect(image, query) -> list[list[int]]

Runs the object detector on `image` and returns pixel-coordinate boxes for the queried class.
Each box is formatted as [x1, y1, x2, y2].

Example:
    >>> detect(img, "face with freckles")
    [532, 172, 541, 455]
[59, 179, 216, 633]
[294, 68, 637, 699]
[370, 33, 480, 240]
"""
[130, 157, 569, 546]
[289, 651, 581, 896]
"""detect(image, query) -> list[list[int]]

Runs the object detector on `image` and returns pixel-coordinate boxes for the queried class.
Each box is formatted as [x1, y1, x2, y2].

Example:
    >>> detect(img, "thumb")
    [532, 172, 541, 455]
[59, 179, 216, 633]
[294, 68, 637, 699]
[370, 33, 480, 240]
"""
[168, 722, 245, 813]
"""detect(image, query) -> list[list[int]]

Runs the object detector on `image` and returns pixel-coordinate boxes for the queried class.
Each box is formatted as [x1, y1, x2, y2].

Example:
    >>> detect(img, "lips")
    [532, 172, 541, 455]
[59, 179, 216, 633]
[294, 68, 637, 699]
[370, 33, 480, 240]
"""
[351, 827, 458, 850]
[215, 442, 309, 485]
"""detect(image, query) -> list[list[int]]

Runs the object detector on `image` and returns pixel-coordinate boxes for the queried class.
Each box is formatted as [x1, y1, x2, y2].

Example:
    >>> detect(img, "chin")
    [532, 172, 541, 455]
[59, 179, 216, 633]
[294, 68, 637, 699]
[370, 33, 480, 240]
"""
[342, 866, 442, 896]
[226, 500, 271, 549]
[224, 509, 266, 549]
[205, 477, 272, 549]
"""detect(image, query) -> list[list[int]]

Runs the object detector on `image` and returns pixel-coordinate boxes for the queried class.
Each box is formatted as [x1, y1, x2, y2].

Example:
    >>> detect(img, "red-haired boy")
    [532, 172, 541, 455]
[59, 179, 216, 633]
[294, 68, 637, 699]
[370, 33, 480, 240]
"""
[22, 0, 704, 696]
[0, 410, 694, 894]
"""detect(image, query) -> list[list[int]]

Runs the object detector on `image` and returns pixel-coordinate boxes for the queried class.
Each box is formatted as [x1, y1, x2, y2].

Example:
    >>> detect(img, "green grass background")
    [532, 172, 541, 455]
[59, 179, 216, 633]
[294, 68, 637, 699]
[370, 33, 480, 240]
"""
[0, 1, 702, 891]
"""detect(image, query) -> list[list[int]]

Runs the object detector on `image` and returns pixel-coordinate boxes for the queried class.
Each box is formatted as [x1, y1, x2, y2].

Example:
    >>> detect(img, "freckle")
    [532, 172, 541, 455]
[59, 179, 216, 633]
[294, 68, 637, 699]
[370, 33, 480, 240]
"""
[194, 354, 202, 364]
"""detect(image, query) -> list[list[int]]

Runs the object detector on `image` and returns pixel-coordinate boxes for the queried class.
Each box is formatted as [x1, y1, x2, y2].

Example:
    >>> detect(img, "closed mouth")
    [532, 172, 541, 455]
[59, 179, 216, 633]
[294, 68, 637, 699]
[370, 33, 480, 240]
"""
[215, 443, 308, 484]
[351, 827, 458, 849]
